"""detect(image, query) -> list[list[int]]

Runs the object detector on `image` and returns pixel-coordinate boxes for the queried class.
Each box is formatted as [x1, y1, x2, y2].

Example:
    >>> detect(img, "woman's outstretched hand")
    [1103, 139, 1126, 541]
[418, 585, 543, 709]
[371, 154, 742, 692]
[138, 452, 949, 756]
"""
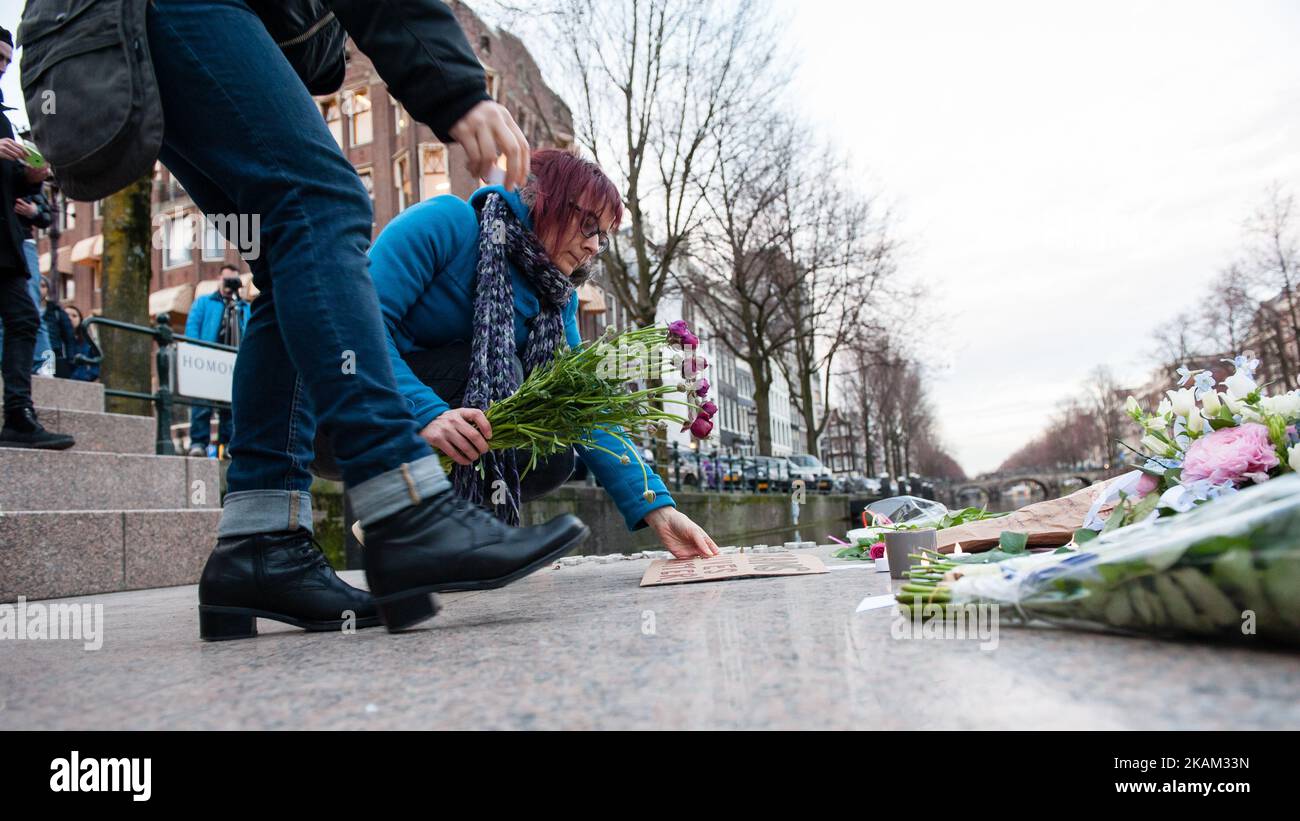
[644, 507, 719, 559]
[421, 408, 492, 466]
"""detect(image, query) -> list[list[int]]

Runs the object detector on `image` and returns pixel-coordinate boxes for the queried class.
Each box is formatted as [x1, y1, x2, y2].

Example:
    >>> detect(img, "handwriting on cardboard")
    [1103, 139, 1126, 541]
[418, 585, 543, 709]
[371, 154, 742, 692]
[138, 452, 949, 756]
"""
[640, 551, 827, 587]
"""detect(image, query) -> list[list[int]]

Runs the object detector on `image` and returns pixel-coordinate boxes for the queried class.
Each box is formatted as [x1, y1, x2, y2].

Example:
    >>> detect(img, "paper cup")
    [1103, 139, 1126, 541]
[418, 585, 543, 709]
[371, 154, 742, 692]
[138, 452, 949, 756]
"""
[883, 529, 937, 579]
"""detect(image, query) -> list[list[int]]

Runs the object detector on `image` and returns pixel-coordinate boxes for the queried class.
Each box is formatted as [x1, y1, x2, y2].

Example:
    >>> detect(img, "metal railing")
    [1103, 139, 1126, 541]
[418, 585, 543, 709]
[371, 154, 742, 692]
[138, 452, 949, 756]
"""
[81, 313, 235, 455]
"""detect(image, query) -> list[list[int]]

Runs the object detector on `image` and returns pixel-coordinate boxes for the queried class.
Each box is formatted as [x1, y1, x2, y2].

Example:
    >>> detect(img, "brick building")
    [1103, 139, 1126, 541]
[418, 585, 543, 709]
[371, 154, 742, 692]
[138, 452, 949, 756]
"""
[35, 1, 577, 331]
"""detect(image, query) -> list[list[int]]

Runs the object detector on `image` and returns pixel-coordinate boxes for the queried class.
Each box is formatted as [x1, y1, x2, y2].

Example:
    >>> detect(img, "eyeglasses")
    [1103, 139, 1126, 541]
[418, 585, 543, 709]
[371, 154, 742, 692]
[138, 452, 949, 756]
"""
[570, 201, 611, 254]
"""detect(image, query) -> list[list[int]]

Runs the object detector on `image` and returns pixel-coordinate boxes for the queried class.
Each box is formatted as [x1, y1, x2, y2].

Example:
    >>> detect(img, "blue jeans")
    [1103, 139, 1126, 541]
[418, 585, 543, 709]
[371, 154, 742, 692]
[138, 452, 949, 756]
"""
[23, 241, 52, 373]
[189, 402, 232, 449]
[147, 0, 447, 536]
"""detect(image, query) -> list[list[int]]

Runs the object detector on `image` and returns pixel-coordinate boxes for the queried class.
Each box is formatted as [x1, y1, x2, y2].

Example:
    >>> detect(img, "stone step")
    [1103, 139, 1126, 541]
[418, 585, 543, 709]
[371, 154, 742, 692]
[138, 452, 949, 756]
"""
[0, 508, 221, 602]
[0, 447, 219, 512]
[33, 405, 156, 455]
[0, 375, 106, 413]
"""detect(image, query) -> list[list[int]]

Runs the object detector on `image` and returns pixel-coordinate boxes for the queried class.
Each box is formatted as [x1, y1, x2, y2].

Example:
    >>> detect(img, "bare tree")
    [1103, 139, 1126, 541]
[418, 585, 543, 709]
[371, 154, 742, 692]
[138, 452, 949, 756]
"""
[685, 113, 799, 455]
[771, 145, 899, 459]
[1244, 182, 1300, 388]
[525, 0, 786, 329]
[1149, 310, 1204, 371]
[1199, 262, 1256, 356]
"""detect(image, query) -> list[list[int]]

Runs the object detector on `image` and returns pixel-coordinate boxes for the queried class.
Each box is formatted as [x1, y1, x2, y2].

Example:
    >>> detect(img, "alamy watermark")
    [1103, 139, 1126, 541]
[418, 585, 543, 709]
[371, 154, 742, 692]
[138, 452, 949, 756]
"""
[0, 597, 103, 651]
[153, 211, 261, 261]
[890, 602, 1000, 651]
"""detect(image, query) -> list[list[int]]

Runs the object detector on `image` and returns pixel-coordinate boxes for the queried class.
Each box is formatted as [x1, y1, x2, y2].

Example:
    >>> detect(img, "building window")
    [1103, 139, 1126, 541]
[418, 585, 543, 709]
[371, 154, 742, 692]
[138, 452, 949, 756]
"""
[347, 89, 373, 146]
[357, 168, 374, 211]
[322, 98, 344, 148]
[394, 154, 413, 213]
[93, 200, 102, 220]
[62, 273, 75, 302]
[419, 144, 449, 200]
[392, 98, 407, 136]
[162, 212, 193, 269]
[201, 216, 225, 261]
[60, 201, 75, 231]
[484, 67, 500, 100]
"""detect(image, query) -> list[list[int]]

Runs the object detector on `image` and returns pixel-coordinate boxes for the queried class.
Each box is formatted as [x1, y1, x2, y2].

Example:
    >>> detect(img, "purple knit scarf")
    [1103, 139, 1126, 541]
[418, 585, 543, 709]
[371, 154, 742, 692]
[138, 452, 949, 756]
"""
[453, 192, 575, 524]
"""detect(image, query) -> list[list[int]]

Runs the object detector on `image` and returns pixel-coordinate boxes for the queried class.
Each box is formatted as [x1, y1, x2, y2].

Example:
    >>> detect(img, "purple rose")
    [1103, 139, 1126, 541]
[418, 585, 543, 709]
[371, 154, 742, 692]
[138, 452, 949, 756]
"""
[682, 353, 709, 378]
[667, 320, 691, 345]
[1182, 423, 1280, 486]
[690, 416, 713, 439]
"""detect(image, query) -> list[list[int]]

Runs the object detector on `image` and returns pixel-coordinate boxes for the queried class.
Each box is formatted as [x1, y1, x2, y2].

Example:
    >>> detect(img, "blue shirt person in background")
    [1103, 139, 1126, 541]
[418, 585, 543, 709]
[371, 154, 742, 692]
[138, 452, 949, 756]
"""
[184, 263, 249, 456]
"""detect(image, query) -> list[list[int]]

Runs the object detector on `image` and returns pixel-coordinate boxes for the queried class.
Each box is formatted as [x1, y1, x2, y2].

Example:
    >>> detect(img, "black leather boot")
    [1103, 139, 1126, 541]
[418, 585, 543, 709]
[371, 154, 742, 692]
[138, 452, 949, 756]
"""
[0, 407, 75, 450]
[362, 490, 589, 631]
[198, 529, 381, 640]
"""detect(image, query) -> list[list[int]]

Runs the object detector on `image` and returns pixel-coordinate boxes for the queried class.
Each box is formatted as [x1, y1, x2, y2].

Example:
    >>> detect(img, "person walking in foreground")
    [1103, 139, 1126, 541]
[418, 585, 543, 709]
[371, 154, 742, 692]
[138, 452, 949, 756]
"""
[185, 264, 249, 456]
[0, 25, 71, 450]
[20, 0, 587, 639]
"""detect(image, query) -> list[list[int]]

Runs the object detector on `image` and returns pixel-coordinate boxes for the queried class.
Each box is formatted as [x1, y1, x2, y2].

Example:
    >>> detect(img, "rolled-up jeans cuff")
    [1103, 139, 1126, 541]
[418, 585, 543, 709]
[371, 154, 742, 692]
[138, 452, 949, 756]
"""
[218, 489, 313, 537]
[348, 454, 451, 528]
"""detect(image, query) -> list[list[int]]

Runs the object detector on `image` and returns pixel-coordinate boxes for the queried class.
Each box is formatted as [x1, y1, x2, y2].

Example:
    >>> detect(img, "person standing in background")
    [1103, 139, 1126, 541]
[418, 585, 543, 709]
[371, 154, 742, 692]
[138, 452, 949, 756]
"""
[13, 186, 52, 373]
[63, 305, 100, 382]
[185, 264, 249, 456]
[38, 275, 74, 377]
[0, 25, 71, 450]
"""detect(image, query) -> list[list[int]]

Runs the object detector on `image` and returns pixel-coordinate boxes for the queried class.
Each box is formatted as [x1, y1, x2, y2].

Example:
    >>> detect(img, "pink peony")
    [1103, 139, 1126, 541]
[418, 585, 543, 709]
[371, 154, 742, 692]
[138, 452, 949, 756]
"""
[689, 416, 713, 439]
[1181, 423, 1279, 486]
[869, 541, 886, 560]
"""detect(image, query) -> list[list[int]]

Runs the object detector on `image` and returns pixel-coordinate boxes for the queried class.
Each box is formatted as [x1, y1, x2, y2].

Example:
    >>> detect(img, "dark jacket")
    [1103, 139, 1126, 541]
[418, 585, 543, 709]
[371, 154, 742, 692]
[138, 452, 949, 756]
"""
[17, 191, 53, 238]
[250, 0, 492, 142]
[0, 101, 43, 277]
[42, 301, 75, 362]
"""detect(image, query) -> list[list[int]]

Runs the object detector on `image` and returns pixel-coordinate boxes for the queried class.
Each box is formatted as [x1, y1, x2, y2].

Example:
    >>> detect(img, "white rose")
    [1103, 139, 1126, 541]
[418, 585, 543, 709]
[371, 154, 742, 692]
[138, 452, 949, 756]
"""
[1223, 370, 1258, 399]
[1201, 390, 1223, 415]
[1125, 396, 1141, 417]
[1141, 434, 1175, 458]
[1157, 398, 1173, 417]
[1290, 444, 1300, 473]
[1186, 410, 1205, 434]
[1142, 414, 1167, 433]
[1260, 392, 1300, 420]
[1166, 387, 1197, 419]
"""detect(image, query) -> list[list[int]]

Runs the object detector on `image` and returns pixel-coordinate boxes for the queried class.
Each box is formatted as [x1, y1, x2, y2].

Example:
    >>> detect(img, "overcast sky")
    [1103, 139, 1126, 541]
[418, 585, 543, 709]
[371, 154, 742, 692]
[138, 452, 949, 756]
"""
[775, 0, 1300, 474]
[3, 1, 1298, 475]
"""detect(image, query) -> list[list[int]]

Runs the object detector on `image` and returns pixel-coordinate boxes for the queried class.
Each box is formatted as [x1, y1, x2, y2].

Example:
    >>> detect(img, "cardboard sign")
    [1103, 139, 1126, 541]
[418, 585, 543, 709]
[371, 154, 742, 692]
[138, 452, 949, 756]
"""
[640, 551, 827, 587]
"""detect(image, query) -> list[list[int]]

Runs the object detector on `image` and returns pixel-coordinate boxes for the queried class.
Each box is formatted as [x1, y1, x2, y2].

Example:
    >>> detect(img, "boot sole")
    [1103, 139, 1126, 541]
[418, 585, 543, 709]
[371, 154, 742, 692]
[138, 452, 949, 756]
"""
[373, 522, 591, 632]
[198, 604, 384, 641]
[0, 438, 76, 450]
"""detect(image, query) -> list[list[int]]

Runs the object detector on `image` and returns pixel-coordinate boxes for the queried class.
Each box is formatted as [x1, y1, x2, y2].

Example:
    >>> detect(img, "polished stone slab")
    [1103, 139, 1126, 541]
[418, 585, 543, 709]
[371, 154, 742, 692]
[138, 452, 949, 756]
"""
[0, 448, 219, 511]
[1, 547, 1296, 730]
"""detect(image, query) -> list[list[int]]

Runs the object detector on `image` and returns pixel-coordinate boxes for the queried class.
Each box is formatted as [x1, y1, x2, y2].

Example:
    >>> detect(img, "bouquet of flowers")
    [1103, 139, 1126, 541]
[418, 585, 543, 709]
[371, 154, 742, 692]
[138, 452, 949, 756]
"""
[894, 474, 1300, 646]
[1104, 353, 1300, 530]
[438, 320, 716, 501]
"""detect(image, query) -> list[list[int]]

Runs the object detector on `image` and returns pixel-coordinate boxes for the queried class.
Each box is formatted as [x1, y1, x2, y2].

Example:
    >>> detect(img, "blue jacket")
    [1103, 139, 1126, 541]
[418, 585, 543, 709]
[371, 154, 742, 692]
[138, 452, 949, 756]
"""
[185, 291, 250, 344]
[370, 185, 674, 530]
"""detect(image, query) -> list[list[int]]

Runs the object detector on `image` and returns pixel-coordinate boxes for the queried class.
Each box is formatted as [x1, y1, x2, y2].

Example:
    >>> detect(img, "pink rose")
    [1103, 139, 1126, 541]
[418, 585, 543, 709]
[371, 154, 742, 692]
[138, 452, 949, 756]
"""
[869, 541, 886, 560]
[700, 400, 718, 418]
[1181, 423, 1280, 486]
[1135, 472, 1160, 499]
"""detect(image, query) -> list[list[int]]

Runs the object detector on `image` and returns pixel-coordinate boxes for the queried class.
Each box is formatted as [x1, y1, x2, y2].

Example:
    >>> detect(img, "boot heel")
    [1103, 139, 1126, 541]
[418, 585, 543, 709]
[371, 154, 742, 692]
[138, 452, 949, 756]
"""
[199, 607, 257, 641]
[376, 592, 440, 632]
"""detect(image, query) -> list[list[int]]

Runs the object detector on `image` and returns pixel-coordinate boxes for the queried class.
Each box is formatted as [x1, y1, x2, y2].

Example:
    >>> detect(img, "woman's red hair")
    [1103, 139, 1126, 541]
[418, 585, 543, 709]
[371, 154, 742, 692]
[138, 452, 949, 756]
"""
[527, 148, 623, 252]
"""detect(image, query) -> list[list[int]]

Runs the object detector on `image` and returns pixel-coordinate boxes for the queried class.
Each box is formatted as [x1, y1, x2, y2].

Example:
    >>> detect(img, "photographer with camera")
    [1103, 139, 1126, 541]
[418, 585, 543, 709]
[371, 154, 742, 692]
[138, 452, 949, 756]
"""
[185, 263, 249, 457]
